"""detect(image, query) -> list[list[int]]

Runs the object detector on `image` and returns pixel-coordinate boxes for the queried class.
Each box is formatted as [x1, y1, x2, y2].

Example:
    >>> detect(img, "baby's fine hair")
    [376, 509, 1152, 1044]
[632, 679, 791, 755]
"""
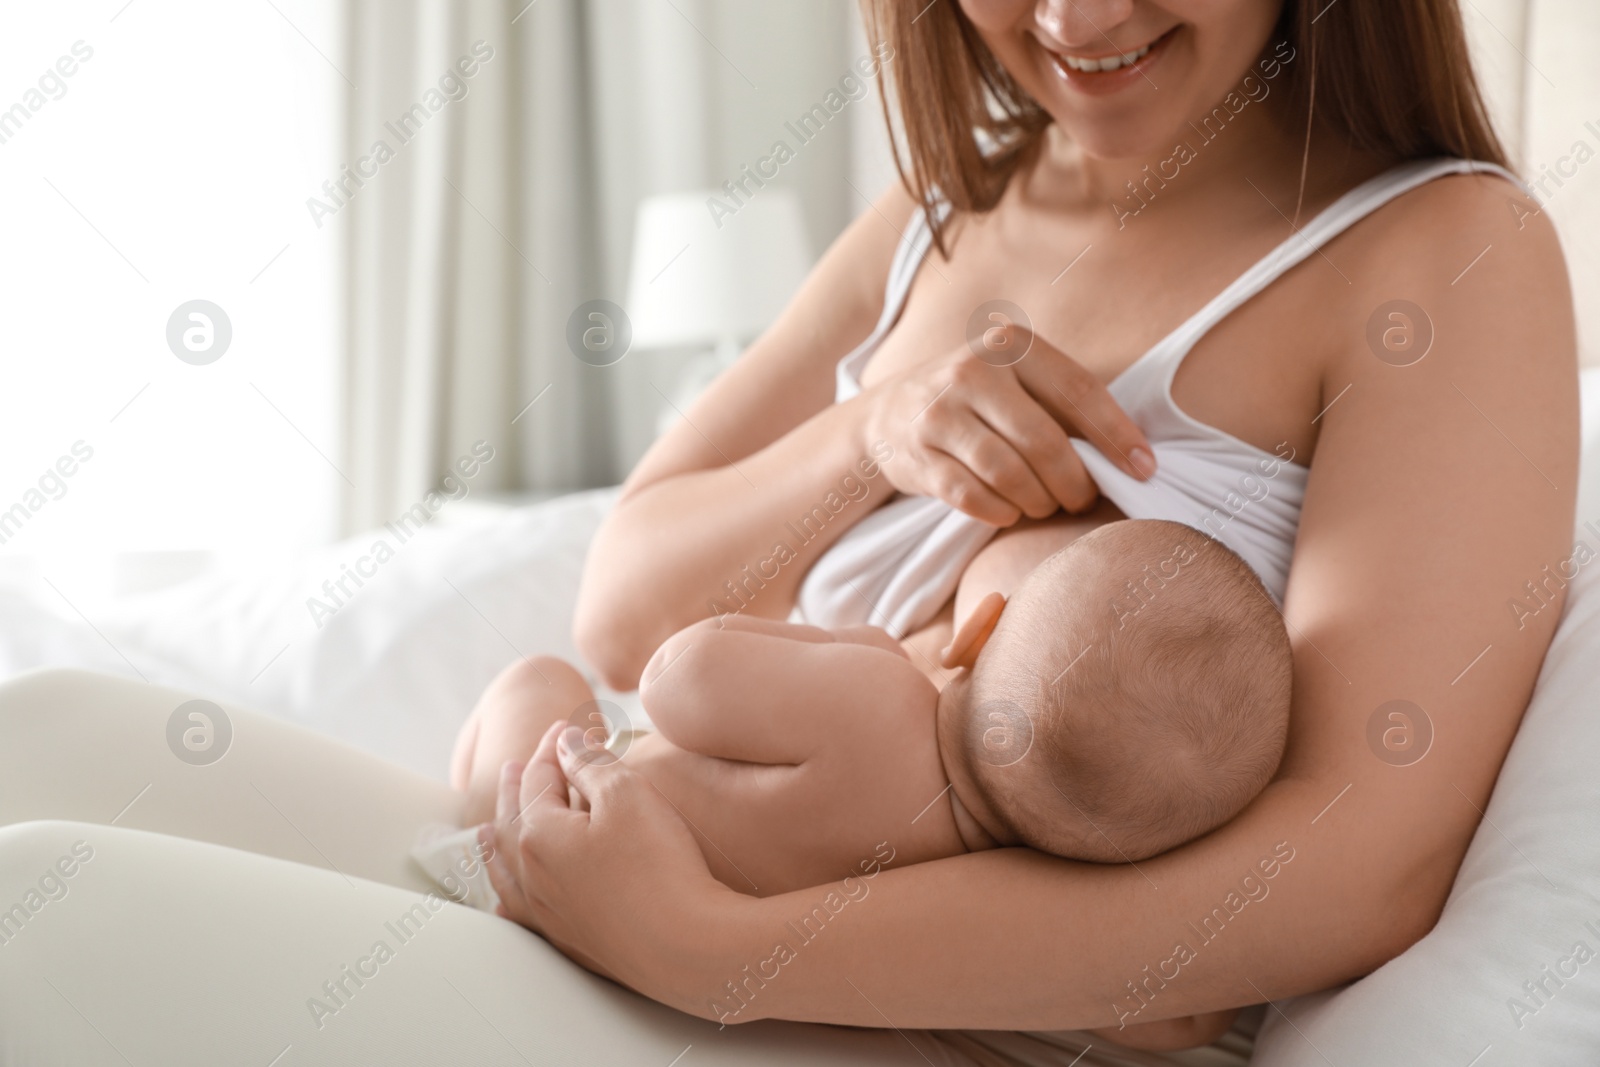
[961, 520, 1292, 862]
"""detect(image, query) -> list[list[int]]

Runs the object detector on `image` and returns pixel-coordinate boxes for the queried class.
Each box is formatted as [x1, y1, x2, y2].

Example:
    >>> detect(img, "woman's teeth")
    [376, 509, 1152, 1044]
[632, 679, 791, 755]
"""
[1058, 42, 1152, 73]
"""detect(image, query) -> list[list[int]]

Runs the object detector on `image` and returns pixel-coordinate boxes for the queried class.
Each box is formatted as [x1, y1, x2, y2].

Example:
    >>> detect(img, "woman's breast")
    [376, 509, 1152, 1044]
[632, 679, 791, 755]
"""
[957, 499, 1125, 619]
[900, 499, 1125, 686]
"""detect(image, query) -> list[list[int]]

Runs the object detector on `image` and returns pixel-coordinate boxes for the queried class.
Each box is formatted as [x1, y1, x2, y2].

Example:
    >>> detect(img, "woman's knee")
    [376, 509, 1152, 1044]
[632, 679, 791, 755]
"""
[0, 821, 101, 892]
[0, 669, 183, 753]
[0, 667, 123, 719]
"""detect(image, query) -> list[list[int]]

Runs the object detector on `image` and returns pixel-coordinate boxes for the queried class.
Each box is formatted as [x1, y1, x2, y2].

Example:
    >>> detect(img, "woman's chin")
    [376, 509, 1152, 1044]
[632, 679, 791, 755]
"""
[1060, 125, 1175, 166]
[1038, 118, 1190, 180]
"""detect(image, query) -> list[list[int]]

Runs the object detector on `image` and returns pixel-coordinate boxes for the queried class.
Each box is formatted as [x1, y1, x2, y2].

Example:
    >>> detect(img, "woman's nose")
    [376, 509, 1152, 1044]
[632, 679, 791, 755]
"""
[1033, 0, 1137, 49]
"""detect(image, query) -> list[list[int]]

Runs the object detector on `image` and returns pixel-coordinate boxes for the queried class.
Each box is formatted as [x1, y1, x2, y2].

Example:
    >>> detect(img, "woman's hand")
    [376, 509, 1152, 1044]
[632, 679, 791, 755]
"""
[479, 722, 734, 1005]
[859, 325, 1155, 526]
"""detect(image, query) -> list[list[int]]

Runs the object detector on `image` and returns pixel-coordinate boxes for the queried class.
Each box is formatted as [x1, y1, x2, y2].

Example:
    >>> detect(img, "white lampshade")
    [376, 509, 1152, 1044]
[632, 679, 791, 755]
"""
[625, 189, 812, 351]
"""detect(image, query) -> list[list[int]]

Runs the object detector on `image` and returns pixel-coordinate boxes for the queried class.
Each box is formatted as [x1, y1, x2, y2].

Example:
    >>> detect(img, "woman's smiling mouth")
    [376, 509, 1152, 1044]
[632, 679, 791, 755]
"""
[1055, 40, 1153, 73]
[1038, 26, 1177, 91]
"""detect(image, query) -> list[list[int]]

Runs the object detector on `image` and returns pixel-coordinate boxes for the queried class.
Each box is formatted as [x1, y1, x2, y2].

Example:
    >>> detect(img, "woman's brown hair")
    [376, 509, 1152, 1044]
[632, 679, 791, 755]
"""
[860, 0, 1512, 253]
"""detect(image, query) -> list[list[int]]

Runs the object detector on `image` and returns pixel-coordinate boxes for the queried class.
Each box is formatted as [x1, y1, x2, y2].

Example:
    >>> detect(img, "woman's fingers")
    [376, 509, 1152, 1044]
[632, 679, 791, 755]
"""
[1012, 329, 1156, 480]
[968, 375, 1097, 512]
[935, 407, 1059, 520]
[911, 365, 1055, 519]
[920, 448, 1022, 526]
[915, 383, 1049, 521]
[518, 722, 577, 823]
[557, 724, 635, 809]
[482, 760, 530, 917]
[481, 723, 573, 928]
[870, 325, 1152, 522]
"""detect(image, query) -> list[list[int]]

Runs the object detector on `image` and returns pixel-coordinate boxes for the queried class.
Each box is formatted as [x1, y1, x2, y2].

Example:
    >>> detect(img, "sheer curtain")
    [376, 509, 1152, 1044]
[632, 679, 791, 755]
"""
[335, 0, 882, 533]
[340, 0, 601, 533]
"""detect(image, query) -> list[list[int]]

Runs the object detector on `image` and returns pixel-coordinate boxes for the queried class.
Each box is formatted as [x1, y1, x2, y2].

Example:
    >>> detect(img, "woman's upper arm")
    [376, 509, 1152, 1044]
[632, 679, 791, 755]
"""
[1283, 173, 1577, 811]
[620, 183, 917, 497]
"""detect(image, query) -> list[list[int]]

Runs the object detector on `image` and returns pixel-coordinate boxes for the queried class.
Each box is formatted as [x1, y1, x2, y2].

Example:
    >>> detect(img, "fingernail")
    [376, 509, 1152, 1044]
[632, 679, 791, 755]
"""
[558, 725, 584, 754]
[1130, 447, 1156, 478]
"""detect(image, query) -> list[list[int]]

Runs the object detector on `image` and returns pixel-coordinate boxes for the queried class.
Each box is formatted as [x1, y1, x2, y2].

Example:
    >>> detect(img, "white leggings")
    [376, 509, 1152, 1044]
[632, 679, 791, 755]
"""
[0, 669, 980, 1067]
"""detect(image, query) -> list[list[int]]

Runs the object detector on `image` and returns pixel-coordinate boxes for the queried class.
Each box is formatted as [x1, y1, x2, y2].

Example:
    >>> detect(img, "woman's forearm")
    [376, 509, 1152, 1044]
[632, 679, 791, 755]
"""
[575, 396, 894, 689]
[658, 772, 1453, 1030]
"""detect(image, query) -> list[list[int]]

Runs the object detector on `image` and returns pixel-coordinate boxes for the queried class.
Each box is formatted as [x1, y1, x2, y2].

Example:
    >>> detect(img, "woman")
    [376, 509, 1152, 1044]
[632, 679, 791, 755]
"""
[486, 0, 1576, 1055]
[0, 0, 1574, 1063]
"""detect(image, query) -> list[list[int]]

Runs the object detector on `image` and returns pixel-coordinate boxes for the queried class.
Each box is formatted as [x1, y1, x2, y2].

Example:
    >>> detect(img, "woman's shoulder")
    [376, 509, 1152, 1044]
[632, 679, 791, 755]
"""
[1328, 161, 1573, 375]
[1298, 159, 1579, 483]
[812, 180, 921, 323]
[1342, 162, 1567, 298]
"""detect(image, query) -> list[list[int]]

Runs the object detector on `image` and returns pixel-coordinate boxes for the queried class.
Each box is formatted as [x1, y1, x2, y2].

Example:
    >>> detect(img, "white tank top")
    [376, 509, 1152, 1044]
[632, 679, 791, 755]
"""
[796, 157, 1522, 637]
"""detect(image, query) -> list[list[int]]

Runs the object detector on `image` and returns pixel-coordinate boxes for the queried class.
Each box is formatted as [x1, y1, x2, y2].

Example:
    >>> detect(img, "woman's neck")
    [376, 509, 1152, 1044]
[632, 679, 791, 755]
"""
[1025, 98, 1379, 225]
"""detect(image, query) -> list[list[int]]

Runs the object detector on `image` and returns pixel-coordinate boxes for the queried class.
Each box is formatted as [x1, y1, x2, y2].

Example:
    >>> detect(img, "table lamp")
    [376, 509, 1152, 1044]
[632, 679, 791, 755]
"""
[625, 188, 812, 374]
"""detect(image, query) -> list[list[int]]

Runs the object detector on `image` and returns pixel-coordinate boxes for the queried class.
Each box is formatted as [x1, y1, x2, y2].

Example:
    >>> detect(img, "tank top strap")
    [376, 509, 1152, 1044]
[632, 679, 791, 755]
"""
[1136, 157, 1525, 382]
[836, 195, 950, 398]
[880, 197, 949, 331]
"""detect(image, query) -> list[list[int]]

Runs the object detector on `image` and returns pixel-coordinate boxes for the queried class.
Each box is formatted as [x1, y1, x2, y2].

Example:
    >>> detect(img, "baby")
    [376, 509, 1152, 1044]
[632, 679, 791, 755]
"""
[451, 518, 1292, 895]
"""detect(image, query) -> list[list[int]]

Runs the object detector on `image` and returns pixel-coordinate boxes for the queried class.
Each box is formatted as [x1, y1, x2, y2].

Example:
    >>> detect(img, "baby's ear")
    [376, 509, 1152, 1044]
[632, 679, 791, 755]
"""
[940, 592, 1006, 671]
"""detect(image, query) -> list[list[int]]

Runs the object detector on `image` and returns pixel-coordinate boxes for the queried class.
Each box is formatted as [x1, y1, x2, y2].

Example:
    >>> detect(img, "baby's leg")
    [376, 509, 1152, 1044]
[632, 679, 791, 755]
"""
[452, 655, 595, 825]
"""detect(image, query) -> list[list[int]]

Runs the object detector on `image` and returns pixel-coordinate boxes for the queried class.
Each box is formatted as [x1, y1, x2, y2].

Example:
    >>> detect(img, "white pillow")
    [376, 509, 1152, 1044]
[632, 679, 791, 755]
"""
[1252, 370, 1600, 1064]
[82, 488, 619, 778]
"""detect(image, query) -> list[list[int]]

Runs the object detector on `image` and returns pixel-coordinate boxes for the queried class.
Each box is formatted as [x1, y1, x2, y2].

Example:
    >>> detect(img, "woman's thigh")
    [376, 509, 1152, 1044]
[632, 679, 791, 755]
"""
[0, 667, 460, 893]
[0, 670, 1002, 1064]
[0, 819, 961, 1066]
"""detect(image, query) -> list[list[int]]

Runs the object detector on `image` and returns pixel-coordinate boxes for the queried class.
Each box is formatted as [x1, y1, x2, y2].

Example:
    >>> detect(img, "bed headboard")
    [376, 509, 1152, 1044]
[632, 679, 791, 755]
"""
[1467, 0, 1600, 366]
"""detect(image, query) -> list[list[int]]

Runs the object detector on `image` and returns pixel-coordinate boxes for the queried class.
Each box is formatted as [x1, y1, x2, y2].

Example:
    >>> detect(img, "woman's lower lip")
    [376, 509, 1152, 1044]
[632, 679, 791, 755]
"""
[1044, 29, 1174, 96]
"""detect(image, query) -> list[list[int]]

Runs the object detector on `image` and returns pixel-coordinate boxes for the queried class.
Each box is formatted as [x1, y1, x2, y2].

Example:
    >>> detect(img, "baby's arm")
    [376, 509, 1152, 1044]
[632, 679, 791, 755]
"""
[640, 616, 914, 765]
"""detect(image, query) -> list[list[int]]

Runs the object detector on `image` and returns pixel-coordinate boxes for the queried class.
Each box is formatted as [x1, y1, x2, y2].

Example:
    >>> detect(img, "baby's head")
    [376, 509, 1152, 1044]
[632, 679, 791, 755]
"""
[937, 520, 1291, 863]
